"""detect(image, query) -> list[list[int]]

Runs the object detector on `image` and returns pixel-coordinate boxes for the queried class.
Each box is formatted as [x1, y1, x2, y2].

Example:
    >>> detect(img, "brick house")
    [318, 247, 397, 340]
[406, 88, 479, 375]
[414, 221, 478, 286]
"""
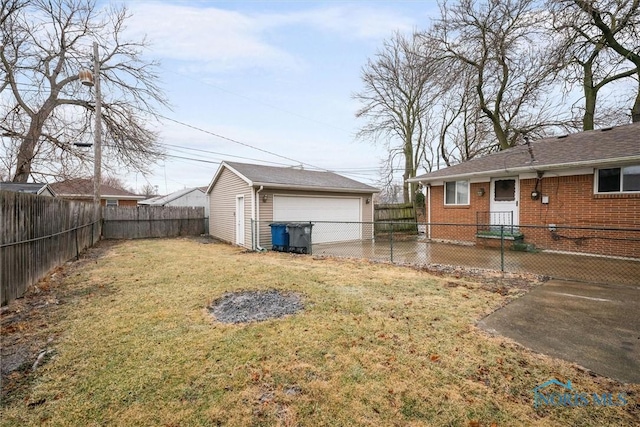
[50, 178, 145, 206]
[408, 123, 640, 258]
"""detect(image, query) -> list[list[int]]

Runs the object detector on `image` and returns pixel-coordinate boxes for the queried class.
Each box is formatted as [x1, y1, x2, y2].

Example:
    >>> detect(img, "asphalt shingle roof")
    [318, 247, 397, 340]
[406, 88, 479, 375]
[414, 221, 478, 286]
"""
[0, 182, 52, 194]
[411, 123, 640, 182]
[50, 178, 143, 198]
[223, 161, 379, 192]
[139, 188, 204, 205]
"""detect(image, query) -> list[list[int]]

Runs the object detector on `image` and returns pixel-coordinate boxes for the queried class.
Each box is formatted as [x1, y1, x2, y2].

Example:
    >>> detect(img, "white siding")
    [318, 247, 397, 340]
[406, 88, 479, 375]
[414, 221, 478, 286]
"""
[209, 169, 252, 247]
[165, 190, 209, 217]
[256, 189, 375, 247]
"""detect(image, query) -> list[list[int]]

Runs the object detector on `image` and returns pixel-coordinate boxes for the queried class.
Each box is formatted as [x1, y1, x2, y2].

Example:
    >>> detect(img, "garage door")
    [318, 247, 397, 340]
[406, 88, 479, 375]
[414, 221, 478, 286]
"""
[273, 196, 362, 244]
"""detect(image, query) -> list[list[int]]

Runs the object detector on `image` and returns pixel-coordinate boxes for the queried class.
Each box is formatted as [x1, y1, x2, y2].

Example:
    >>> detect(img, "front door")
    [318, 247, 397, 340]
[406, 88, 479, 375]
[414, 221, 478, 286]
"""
[235, 195, 245, 245]
[490, 178, 519, 233]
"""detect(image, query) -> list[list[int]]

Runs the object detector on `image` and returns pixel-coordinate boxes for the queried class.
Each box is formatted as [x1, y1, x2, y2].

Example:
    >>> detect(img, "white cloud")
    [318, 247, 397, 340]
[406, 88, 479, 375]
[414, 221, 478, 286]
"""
[125, 3, 298, 70]
[267, 5, 415, 40]
[124, 2, 416, 72]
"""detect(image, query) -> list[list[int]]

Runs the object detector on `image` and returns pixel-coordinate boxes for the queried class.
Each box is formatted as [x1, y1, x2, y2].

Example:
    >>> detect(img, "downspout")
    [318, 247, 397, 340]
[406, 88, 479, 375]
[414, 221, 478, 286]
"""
[370, 194, 375, 242]
[255, 186, 266, 251]
[427, 184, 431, 239]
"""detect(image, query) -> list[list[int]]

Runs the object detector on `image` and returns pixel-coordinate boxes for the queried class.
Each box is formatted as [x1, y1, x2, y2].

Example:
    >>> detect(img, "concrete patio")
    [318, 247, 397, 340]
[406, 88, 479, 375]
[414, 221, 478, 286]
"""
[479, 279, 640, 384]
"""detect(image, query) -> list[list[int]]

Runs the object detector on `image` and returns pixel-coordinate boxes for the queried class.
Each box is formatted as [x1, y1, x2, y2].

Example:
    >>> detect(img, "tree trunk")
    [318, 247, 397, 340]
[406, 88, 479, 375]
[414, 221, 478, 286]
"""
[12, 114, 45, 182]
[582, 61, 596, 131]
[573, 1, 640, 122]
[491, 117, 510, 150]
[12, 94, 58, 182]
[403, 135, 413, 203]
[632, 76, 640, 123]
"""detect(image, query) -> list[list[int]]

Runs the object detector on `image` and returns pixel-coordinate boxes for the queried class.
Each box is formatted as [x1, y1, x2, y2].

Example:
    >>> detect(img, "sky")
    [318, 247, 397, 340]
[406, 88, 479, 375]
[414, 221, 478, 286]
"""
[109, 0, 441, 194]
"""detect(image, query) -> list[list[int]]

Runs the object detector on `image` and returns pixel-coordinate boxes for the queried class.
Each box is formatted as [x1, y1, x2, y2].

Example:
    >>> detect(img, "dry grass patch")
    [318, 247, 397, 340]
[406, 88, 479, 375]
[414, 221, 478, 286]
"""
[1, 238, 638, 426]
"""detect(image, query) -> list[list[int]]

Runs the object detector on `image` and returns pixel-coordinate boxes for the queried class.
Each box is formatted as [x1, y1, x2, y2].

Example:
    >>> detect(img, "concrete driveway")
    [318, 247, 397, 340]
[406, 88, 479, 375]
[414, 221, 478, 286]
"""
[478, 280, 640, 384]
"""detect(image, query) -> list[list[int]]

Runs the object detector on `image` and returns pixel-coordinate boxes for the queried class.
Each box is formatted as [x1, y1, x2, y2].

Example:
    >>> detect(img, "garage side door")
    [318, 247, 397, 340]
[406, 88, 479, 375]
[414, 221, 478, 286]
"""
[272, 196, 361, 244]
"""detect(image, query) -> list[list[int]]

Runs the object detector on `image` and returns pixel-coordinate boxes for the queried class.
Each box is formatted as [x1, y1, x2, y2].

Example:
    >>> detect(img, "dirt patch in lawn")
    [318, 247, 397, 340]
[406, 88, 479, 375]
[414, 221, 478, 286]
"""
[209, 290, 304, 324]
[418, 263, 548, 294]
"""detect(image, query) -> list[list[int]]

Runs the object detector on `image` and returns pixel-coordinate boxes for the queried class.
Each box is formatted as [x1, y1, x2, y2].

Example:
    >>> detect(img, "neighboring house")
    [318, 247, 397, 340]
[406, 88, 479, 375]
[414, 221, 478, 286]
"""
[0, 182, 56, 197]
[50, 178, 145, 206]
[139, 187, 209, 217]
[206, 161, 379, 249]
[408, 123, 640, 258]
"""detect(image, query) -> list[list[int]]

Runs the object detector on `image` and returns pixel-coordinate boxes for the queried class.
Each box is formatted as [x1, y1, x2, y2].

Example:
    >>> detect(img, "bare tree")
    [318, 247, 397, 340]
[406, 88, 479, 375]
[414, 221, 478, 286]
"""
[556, 0, 640, 123]
[102, 175, 132, 192]
[354, 32, 434, 203]
[549, 0, 638, 130]
[429, 0, 565, 150]
[429, 65, 496, 168]
[0, 0, 168, 183]
[139, 183, 158, 198]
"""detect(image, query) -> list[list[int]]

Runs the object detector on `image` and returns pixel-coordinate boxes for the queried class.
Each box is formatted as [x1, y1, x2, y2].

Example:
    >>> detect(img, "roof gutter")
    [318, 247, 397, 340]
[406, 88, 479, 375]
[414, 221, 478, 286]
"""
[250, 182, 380, 193]
[407, 155, 640, 184]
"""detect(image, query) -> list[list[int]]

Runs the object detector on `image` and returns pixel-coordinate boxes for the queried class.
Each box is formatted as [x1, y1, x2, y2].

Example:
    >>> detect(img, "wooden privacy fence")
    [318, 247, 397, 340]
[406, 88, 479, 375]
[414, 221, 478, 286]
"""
[374, 203, 418, 234]
[1, 191, 101, 306]
[102, 206, 205, 239]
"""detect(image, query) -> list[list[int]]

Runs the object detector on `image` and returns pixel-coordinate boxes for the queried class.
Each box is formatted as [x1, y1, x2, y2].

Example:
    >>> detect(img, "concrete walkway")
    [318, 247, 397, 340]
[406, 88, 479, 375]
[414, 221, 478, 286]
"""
[478, 280, 640, 384]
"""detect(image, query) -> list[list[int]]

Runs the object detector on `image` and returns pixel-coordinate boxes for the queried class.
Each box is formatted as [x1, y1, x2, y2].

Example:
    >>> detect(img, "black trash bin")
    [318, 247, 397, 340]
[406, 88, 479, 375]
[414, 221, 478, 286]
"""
[269, 223, 289, 252]
[286, 222, 313, 254]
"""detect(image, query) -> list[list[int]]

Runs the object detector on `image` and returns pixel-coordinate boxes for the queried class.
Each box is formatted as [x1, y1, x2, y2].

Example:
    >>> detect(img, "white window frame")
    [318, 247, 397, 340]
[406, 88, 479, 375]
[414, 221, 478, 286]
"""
[595, 165, 640, 194]
[105, 199, 118, 207]
[444, 180, 470, 205]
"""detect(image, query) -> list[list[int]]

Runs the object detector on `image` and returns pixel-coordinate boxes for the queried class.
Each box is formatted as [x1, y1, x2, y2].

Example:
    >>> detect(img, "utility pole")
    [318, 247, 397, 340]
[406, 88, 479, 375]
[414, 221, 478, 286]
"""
[93, 41, 102, 205]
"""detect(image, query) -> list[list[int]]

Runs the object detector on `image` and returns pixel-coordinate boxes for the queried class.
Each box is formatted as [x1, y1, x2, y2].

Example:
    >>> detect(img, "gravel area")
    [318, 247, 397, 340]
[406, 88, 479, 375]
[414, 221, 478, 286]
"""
[209, 290, 304, 324]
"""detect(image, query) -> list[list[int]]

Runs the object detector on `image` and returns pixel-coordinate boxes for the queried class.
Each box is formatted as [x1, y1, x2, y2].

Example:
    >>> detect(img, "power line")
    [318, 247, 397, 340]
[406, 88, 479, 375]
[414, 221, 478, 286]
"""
[157, 113, 329, 171]
[4, 82, 384, 183]
[157, 136, 384, 175]
[161, 144, 381, 183]
[158, 142, 293, 167]
[100, 144, 220, 165]
[160, 66, 351, 134]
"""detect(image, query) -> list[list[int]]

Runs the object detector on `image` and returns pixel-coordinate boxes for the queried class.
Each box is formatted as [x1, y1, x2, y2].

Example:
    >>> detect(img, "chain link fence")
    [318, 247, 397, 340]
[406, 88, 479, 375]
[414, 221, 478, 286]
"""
[254, 221, 640, 286]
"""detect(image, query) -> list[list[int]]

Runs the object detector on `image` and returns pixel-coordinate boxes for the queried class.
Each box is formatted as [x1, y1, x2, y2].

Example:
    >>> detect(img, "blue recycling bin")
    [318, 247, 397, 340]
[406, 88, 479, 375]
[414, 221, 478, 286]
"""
[269, 223, 289, 252]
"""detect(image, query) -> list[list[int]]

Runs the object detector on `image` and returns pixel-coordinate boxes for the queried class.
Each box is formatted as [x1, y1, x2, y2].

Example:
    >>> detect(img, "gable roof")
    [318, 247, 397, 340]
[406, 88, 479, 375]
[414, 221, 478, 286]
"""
[50, 178, 145, 200]
[207, 161, 379, 194]
[139, 194, 164, 204]
[0, 182, 56, 196]
[410, 123, 640, 183]
[139, 187, 205, 205]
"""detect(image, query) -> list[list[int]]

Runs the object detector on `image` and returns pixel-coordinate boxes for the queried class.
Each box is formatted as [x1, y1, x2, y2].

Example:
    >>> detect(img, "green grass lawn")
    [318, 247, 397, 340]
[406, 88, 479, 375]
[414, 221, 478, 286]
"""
[1, 239, 637, 426]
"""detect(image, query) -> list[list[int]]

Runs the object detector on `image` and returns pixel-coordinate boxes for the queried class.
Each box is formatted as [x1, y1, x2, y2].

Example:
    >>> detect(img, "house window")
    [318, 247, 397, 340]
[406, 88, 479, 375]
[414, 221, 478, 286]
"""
[596, 166, 640, 193]
[494, 179, 516, 201]
[445, 180, 469, 205]
[105, 199, 118, 206]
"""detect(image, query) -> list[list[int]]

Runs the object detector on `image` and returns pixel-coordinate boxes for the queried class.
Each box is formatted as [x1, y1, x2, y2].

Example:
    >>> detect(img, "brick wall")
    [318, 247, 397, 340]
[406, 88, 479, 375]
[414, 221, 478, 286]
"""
[107, 199, 138, 207]
[519, 175, 639, 258]
[428, 182, 490, 243]
[519, 175, 639, 227]
[426, 176, 640, 258]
